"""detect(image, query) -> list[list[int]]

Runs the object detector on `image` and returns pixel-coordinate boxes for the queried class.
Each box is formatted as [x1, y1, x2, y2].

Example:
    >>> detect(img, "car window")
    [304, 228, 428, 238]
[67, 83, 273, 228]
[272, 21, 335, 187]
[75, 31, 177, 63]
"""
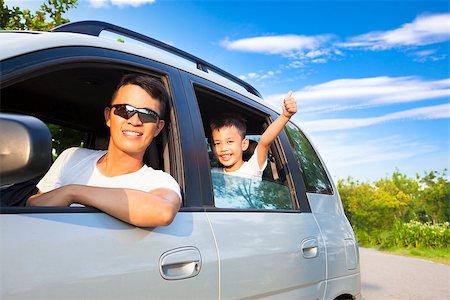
[194, 85, 295, 210]
[0, 56, 182, 209]
[285, 122, 333, 194]
[211, 172, 292, 209]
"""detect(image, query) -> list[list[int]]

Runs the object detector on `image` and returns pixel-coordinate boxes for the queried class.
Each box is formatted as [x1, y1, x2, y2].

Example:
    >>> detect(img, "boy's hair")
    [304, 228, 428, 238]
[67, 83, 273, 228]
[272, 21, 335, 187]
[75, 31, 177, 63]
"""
[111, 74, 169, 119]
[210, 113, 247, 139]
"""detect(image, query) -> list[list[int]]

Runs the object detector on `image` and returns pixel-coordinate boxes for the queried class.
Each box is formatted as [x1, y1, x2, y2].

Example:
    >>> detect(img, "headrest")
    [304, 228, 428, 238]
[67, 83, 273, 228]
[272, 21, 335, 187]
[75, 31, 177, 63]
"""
[243, 139, 258, 161]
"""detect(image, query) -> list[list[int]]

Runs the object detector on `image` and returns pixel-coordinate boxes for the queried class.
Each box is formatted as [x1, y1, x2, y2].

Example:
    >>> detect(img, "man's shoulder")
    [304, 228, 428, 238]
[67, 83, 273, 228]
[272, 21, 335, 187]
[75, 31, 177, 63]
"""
[62, 147, 105, 159]
[56, 147, 105, 168]
[141, 166, 174, 178]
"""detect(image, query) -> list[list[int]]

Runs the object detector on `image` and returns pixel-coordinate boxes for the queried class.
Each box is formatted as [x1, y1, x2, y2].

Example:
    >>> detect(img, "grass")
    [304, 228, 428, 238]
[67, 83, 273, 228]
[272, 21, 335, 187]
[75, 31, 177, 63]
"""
[375, 246, 450, 265]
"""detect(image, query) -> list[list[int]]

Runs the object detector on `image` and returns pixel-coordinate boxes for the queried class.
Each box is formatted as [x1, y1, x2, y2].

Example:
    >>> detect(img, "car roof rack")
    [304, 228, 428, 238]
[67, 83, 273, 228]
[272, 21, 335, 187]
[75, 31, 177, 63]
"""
[52, 20, 262, 98]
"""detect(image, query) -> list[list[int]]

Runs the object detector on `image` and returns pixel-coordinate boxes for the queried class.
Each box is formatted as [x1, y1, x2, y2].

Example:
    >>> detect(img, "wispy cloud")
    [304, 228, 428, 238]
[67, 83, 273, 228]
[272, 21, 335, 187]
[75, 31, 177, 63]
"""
[222, 13, 450, 64]
[339, 13, 450, 50]
[300, 103, 450, 133]
[410, 49, 448, 62]
[265, 76, 450, 113]
[239, 70, 280, 81]
[89, 0, 155, 8]
[222, 34, 334, 55]
[221, 34, 337, 64]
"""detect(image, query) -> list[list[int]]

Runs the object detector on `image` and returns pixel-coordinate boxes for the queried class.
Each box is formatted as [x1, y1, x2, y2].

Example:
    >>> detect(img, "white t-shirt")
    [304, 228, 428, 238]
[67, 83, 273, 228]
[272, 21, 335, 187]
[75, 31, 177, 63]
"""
[37, 147, 181, 201]
[213, 145, 268, 179]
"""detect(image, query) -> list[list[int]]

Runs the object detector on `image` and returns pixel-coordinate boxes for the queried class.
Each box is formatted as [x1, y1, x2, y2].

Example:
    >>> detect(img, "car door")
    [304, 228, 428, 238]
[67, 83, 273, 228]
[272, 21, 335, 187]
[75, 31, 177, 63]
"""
[183, 76, 327, 299]
[0, 47, 219, 299]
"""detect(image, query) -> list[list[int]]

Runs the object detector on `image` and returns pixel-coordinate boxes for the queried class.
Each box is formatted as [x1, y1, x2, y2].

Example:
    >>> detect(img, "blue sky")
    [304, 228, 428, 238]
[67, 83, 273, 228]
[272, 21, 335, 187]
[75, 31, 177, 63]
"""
[8, 0, 450, 182]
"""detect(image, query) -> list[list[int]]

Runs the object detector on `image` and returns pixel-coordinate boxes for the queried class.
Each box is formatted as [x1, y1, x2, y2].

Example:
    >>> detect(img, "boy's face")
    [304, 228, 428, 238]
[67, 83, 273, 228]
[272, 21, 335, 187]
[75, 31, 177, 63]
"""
[211, 126, 249, 172]
[105, 84, 165, 158]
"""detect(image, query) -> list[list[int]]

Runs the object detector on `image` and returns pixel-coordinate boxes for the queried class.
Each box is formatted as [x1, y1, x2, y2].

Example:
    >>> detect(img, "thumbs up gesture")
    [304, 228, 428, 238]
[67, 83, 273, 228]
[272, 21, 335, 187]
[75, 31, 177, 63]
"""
[282, 91, 298, 118]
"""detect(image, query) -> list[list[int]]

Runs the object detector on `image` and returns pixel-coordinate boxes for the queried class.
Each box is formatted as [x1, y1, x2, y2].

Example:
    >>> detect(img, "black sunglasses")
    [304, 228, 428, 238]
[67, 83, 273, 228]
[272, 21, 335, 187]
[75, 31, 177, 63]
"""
[111, 104, 160, 123]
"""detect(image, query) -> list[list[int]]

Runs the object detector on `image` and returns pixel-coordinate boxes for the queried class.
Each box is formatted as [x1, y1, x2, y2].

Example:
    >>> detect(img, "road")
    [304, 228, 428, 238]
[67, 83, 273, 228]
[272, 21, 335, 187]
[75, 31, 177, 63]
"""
[359, 247, 450, 300]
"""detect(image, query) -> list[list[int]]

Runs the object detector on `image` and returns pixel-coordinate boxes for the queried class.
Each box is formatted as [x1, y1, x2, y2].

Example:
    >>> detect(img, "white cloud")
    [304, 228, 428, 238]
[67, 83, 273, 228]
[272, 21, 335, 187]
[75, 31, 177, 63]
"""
[300, 103, 450, 133]
[222, 34, 334, 55]
[89, 0, 155, 8]
[239, 70, 277, 81]
[221, 34, 337, 64]
[339, 13, 450, 50]
[221, 13, 449, 64]
[264, 76, 450, 114]
[89, 0, 108, 8]
[410, 49, 448, 62]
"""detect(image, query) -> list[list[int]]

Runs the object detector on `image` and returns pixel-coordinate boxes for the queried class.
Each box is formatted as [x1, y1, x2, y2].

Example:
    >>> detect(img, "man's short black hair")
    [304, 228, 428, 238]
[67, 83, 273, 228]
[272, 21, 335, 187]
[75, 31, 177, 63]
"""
[210, 113, 247, 139]
[112, 74, 169, 119]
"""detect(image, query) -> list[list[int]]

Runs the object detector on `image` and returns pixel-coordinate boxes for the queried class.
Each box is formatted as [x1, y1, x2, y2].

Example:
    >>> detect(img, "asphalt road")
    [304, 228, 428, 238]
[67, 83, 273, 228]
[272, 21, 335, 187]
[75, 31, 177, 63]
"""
[359, 247, 450, 300]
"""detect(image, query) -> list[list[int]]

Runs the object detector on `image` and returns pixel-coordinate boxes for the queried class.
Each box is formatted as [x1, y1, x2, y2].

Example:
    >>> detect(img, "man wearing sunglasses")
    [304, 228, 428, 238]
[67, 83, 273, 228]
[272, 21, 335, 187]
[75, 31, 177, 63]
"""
[27, 74, 181, 227]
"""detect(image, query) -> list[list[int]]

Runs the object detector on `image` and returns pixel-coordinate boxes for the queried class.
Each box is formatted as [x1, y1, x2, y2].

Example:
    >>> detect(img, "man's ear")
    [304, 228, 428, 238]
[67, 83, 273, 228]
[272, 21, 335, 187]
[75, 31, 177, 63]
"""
[241, 137, 249, 151]
[104, 107, 111, 127]
[154, 120, 165, 137]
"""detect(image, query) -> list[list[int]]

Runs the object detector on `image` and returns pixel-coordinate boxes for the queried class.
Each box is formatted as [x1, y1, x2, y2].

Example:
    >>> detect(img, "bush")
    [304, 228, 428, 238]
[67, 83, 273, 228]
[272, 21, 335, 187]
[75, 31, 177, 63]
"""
[385, 221, 449, 248]
[339, 169, 450, 249]
[357, 221, 450, 249]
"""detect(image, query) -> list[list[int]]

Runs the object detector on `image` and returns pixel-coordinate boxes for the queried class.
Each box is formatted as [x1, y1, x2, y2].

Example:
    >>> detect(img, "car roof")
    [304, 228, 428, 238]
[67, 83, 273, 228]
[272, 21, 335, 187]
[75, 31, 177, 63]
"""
[0, 21, 266, 105]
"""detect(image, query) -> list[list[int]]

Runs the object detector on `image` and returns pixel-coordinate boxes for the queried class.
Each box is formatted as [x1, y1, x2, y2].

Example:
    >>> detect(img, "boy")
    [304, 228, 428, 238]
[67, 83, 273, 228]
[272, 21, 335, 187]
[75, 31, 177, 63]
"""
[210, 91, 297, 179]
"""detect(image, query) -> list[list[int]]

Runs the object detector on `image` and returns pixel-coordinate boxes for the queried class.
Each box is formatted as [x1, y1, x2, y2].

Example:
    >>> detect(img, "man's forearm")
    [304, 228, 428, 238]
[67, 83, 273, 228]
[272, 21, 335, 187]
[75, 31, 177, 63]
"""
[28, 185, 181, 227]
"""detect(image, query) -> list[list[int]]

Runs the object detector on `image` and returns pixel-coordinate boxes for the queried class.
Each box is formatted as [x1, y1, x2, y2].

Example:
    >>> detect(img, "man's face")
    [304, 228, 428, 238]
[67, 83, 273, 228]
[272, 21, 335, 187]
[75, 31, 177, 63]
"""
[211, 126, 248, 172]
[105, 84, 165, 157]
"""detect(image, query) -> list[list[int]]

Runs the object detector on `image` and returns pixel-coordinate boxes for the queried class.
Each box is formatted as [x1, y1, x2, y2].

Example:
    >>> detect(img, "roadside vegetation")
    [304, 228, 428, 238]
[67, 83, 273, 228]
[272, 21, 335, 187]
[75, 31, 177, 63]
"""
[338, 170, 450, 265]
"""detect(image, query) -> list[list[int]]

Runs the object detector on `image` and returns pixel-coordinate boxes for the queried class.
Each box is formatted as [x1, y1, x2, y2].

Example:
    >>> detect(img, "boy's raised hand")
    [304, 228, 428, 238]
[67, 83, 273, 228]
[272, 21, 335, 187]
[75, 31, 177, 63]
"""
[282, 91, 298, 118]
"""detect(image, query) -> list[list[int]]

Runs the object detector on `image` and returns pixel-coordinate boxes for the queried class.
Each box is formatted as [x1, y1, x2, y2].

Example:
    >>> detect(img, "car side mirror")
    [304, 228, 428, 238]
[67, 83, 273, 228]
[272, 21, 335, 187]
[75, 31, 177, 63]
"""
[0, 113, 52, 186]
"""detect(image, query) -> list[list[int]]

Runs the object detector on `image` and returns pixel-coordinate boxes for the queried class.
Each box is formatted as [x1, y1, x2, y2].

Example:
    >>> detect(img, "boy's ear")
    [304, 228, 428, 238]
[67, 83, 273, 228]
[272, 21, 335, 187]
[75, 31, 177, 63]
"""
[241, 137, 249, 151]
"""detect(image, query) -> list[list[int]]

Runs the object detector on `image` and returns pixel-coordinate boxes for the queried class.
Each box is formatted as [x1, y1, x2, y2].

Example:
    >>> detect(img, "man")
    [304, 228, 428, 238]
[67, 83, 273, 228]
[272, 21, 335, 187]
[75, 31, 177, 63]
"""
[27, 74, 181, 227]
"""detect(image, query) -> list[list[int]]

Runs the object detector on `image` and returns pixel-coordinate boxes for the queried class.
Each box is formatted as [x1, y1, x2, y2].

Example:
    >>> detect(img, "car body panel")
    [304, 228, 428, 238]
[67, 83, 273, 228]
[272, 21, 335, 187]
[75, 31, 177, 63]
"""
[206, 211, 327, 299]
[0, 211, 219, 299]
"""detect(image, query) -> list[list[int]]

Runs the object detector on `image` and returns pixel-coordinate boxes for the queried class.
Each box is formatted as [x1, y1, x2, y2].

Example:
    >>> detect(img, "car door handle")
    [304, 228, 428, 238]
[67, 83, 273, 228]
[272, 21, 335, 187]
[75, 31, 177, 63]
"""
[159, 247, 202, 280]
[301, 238, 319, 259]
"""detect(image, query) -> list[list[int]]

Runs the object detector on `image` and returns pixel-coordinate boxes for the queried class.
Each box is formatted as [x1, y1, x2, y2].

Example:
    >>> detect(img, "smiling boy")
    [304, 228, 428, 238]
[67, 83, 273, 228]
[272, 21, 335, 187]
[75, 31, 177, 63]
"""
[27, 74, 181, 227]
[210, 91, 298, 179]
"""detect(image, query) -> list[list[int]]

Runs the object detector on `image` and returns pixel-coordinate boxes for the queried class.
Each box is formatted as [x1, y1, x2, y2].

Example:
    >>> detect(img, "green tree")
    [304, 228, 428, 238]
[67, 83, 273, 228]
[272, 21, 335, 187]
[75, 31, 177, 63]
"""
[416, 170, 450, 223]
[338, 170, 449, 246]
[1, 0, 77, 31]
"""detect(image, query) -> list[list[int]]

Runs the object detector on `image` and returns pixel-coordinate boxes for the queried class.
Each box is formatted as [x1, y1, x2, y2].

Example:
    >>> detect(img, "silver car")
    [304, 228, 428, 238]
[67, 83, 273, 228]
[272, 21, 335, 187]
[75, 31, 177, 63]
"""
[0, 21, 361, 299]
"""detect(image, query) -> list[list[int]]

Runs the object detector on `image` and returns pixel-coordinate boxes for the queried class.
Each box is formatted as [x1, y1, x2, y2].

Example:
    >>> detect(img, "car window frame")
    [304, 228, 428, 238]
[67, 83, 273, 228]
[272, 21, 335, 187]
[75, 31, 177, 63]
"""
[180, 73, 311, 213]
[0, 46, 200, 213]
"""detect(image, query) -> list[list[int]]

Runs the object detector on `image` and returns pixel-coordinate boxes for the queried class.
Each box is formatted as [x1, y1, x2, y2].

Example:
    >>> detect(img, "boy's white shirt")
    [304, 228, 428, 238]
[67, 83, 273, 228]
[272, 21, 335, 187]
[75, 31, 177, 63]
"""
[213, 145, 267, 179]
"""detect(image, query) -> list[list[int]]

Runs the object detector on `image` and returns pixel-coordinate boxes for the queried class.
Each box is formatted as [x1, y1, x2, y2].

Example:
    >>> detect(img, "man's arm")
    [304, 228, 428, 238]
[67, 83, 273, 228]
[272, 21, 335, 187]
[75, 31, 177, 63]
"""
[256, 91, 298, 168]
[27, 185, 181, 227]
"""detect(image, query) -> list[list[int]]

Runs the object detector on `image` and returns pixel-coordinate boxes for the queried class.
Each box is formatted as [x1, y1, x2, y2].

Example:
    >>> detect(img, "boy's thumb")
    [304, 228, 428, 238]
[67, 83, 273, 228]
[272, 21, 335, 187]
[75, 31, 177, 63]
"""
[286, 91, 293, 99]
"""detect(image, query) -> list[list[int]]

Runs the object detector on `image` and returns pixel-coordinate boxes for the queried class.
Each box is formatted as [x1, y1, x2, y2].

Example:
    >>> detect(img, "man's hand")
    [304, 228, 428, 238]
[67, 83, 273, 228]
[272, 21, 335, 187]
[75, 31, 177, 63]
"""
[282, 91, 298, 118]
[27, 185, 74, 207]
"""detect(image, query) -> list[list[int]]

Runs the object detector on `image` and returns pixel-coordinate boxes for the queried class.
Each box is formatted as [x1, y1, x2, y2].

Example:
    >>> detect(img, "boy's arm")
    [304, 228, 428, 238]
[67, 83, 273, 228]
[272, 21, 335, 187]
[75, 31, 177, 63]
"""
[27, 185, 181, 227]
[256, 91, 297, 168]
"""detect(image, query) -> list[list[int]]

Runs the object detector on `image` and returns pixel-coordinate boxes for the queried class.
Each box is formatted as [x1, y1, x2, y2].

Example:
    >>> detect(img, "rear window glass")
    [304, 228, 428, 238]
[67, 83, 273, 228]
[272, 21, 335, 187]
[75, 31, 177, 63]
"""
[286, 123, 333, 194]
